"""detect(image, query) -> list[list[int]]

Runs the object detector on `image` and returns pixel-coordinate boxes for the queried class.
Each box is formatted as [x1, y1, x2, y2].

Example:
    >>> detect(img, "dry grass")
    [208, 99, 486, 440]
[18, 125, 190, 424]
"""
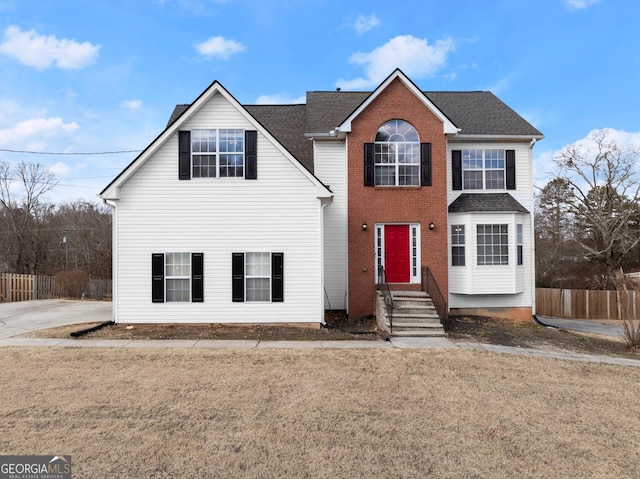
[1, 348, 640, 478]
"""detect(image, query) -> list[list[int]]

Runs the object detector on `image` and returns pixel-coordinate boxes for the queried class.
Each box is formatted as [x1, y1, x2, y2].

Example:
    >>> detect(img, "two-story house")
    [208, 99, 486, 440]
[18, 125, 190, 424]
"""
[100, 69, 542, 326]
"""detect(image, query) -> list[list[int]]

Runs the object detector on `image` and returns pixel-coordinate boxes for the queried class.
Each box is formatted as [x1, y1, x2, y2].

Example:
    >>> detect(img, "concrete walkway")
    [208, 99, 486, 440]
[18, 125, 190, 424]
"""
[1, 335, 639, 368]
[536, 315, 624, 337]
[1, 300, 638, 368]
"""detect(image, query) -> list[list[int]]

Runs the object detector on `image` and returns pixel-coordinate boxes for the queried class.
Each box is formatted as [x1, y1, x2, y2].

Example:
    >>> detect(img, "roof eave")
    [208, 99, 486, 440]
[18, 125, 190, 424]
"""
[449, 134, 545, 141]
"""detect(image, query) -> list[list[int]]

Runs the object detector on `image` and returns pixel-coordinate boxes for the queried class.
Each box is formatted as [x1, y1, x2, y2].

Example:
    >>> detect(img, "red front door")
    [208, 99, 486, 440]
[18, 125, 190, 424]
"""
[384, 225, 410, 283]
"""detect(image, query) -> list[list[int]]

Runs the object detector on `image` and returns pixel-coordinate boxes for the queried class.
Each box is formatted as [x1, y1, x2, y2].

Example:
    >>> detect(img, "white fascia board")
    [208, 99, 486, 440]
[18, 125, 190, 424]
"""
[337, 69, 459, 135]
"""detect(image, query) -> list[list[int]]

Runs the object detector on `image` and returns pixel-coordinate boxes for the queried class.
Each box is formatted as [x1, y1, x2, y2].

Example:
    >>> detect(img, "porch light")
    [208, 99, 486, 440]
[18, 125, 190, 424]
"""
[429, 222, 435, 230]
[362, 223, 367, 231]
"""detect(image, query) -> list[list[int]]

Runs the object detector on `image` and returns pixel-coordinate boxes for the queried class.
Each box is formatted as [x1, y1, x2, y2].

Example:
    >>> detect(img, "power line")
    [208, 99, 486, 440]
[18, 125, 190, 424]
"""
[0, 148, 142, 155]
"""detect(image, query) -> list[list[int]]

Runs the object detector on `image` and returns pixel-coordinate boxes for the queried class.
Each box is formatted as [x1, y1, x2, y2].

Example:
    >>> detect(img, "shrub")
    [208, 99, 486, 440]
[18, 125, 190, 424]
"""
[55, 270, 88, 299]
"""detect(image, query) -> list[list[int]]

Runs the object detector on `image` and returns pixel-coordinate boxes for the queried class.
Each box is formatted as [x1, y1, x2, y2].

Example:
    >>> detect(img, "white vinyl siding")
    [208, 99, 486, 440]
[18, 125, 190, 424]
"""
[315, 140, 348, 310]
[448, 140, 535, 311]
[111, 92, 326, 324]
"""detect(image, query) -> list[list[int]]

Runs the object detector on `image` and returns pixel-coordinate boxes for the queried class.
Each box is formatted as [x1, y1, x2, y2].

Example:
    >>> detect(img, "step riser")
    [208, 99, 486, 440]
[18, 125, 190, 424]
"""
[376, 290, 446, 337]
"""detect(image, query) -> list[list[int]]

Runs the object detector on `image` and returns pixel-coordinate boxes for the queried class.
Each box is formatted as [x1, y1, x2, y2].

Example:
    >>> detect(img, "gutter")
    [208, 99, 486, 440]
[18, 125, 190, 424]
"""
[450, 134, 545, 141]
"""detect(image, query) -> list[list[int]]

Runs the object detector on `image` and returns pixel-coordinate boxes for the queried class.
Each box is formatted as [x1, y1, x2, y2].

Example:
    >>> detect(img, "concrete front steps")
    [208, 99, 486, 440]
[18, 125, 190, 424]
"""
[376, 290, 446, 337]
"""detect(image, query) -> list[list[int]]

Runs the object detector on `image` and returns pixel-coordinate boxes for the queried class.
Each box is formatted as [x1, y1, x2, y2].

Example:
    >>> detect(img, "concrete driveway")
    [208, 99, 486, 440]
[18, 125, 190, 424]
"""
[536, 315, 624, 338]
[0, 300, 112, 339]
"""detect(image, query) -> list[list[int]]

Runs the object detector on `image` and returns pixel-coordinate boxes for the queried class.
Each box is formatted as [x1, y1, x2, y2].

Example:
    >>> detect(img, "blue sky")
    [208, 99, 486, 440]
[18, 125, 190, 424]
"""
[0, 0, 638, 203]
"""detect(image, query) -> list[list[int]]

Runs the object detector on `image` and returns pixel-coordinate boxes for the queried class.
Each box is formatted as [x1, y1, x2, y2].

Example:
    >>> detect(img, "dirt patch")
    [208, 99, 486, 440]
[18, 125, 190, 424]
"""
[22, 312, 640, 359]
[25, 311, 381, 341]
[445, 315, 639, 359]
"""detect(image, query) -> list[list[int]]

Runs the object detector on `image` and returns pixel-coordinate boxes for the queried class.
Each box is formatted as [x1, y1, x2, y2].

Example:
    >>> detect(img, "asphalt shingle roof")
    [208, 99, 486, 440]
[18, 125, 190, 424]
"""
[448, 193, 530, 213]
[166, 87, 542, 175]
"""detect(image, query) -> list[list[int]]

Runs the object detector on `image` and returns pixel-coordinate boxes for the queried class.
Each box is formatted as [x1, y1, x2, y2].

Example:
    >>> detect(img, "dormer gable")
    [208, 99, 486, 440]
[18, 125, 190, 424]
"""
[100, 80, 331, 201]
[337, 69, 459, 135]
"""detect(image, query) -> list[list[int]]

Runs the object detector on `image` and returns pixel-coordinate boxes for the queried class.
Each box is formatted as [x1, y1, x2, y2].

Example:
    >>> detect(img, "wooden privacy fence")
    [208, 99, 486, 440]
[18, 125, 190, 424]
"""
[536, 288, 640, 320]
[0, 273, 112, 303]
[0, 274, 56, 302]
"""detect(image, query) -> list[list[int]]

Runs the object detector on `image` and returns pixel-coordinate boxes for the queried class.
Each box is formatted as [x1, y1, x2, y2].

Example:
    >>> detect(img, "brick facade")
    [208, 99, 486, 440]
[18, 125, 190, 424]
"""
[347, 78, 449, 319]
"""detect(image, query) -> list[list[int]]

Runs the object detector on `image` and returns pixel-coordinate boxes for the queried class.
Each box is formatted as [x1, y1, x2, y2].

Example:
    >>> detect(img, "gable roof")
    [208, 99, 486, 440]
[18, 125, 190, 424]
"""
[336, 69, 459, 135]
[100, 81, 330, 200]
[152, 71, 542, 179]
[448, 193, 530, 214]
[304, 90, 542, 139]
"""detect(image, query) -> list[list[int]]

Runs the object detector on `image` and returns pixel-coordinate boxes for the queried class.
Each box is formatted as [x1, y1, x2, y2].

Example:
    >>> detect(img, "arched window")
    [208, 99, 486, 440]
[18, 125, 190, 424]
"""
[374, 120, 420, 186]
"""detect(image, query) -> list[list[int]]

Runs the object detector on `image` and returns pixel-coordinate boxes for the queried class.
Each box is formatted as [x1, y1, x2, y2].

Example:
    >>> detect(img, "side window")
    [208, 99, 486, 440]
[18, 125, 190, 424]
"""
[151, 253, 204, 303]
[232, 252, 284, 303]
[517, 224, 523, 266]
[451, 225, 465, 266]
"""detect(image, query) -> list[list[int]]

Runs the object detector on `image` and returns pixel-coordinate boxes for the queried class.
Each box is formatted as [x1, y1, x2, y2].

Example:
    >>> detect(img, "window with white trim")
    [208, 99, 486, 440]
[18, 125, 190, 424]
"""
[517, 224, 523, 266]
[165, 252, 191, 302]
[246, 252, 271, 302]
[451, 225, 465, 266]
[232, 252, 284, 303]
[152, 253, 203, 303]
[477, 224, 508, 265]
[463, 149, 505, 190]
[374, 120, 420, 186]
[192, 128, 244, 178]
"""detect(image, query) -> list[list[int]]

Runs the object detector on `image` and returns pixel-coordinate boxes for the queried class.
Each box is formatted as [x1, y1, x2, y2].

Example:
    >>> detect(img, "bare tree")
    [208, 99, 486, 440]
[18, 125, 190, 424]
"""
[553, 129, 640, 286]
[0, 161, 58, 273]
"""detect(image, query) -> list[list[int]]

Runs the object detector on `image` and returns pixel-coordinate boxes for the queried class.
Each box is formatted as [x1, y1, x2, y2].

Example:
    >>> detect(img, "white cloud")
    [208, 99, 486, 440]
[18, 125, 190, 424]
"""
[255, 93, 305, 105]
[336, 35, 455, 90]
[47, 161, 72, 176]
[0, 117, 79, 146]
[195, 36, 245, 60]
[533, 128, 640, 187]
[353, 14, 380, 34]
[564, 0, 601, 10]
[120, 99, 143, 110]
[0, 25, 100, 70]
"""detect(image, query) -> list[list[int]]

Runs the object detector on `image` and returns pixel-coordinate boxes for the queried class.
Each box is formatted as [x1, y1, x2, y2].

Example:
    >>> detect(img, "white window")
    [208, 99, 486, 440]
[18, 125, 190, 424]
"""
[165, 252, 191, 302]
[245, 252, 271, 302]
[374, 120, 420, 186]
[517, 224, 523, 266]
[192, 129, 244, 178]
[451, 225, 465, 266]
[477, 224, 508, 266]
[463, 149, 505, 190]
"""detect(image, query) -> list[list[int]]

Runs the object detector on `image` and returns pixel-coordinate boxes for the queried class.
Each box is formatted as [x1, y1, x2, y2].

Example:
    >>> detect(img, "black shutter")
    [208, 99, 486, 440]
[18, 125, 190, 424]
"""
[421, 142, 432, 186]
[151, 254, 165, 303]
[506, 150, 516, 190]
[452, 150, 462, 190]
[191, 253, 204, 302]
[179, 131, 191, 180]
[232, 253, 245, 302]
[271, 252, 284, 303]
[245, 130, 257, 179]
[364, 143, 375, 186]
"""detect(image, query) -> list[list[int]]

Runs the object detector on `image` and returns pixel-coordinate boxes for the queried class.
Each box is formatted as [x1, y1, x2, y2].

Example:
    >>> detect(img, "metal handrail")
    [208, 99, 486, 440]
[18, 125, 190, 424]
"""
[378, 265, 393, 333]
[422, 266, 448, 323]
